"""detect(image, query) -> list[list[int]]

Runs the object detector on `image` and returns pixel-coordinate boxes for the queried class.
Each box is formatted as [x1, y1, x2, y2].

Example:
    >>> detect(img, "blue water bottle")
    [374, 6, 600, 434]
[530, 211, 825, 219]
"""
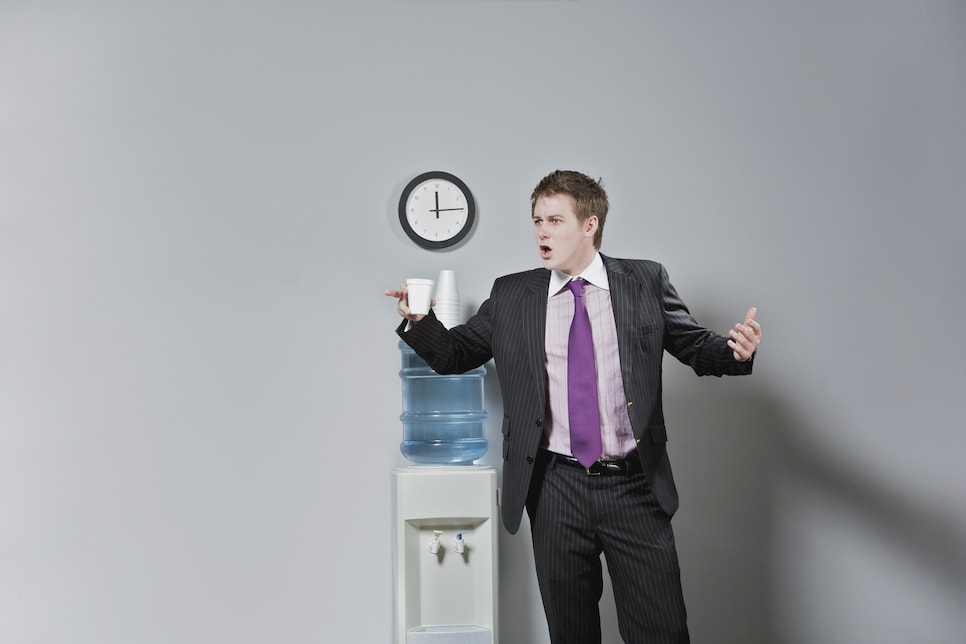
[398, 340, 488, 465]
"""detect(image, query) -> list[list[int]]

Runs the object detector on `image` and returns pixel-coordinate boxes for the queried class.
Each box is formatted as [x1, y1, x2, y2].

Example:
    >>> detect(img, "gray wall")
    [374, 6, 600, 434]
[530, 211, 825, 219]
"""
[3, 1, 964, 643]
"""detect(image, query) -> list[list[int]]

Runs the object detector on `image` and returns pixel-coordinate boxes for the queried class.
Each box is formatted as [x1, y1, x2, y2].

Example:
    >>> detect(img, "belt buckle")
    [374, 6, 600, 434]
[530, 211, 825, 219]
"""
[585, 463, 602, 476]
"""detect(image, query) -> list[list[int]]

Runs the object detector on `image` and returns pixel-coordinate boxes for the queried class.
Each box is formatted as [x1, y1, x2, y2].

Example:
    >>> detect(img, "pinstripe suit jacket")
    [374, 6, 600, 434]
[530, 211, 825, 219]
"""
[397, 255, 753, 535]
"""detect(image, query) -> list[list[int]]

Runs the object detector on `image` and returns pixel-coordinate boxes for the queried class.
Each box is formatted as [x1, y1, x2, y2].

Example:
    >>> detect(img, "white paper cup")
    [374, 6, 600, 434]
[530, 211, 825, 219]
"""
[436, 269, 458, 301]
[406, 278, 435, 315]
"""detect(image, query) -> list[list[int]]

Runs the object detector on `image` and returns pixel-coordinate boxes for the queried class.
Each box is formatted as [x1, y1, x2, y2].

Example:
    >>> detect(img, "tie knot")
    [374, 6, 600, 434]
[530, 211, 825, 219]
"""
[568, 279, 585, 298]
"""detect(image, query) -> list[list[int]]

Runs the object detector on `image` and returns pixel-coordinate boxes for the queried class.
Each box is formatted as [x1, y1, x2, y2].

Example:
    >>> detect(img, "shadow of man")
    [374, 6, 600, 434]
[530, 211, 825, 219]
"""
[665, 362, 966, 644]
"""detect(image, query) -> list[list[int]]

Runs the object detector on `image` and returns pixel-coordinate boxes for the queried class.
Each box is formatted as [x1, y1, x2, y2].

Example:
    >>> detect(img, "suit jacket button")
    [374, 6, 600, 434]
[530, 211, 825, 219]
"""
[526, 455, 534, 464]
[535, 418, 543, 427]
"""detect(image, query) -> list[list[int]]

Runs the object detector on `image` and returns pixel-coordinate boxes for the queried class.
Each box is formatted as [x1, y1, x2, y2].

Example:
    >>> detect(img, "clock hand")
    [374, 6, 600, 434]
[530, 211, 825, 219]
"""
[428, 191, 465, 215]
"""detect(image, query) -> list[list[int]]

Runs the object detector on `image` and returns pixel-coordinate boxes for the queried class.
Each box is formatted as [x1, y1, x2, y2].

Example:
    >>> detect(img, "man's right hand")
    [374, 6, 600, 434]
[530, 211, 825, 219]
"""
[384, 282, 435, 323]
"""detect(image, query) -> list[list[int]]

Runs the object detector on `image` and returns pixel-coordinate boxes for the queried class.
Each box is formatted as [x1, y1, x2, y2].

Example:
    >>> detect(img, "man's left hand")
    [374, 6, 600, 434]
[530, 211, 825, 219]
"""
[728, 307, 761, 362]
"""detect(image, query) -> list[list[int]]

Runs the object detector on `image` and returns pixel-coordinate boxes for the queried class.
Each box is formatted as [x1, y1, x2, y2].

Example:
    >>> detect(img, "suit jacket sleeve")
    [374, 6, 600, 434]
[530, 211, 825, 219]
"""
[395, 302, 495, 375]
[657, 263, 754, 377]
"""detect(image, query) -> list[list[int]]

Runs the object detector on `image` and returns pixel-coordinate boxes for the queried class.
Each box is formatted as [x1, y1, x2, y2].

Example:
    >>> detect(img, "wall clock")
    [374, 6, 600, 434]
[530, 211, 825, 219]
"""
[398, 171, 476, 249]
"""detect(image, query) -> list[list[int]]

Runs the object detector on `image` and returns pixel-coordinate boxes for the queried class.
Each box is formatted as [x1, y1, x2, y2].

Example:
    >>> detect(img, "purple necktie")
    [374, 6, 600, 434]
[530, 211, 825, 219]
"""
[567, 279, 602, 468]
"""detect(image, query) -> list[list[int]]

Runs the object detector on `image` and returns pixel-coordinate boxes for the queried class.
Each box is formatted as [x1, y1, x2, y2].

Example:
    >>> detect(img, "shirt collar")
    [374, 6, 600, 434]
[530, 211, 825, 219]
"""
[548, 252, 609, 297]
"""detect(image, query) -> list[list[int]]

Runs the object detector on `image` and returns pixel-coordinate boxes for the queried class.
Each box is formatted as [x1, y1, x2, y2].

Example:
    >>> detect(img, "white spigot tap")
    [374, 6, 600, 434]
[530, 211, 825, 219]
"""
[454, 532, 465, 555]
[428, 530, 443, 555]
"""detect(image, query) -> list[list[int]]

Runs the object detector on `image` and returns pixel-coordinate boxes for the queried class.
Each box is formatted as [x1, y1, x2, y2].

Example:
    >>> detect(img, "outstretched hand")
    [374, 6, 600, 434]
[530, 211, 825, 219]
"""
[728, 307, 761, 362]
[384, 282, 435, 323]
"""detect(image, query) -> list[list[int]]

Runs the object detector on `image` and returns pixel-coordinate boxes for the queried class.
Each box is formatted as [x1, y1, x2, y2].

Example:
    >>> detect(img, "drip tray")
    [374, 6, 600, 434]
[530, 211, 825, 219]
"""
[407, 625, 492, 644]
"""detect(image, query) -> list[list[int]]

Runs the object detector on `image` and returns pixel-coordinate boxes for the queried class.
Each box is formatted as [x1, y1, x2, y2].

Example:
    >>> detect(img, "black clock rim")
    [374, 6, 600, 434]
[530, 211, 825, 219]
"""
[398, 171, 476, 250]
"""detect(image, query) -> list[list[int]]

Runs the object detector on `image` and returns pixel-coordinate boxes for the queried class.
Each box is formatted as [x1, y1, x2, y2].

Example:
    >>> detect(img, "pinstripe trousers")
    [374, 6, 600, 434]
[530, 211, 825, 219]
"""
[526, 454, 690, 644]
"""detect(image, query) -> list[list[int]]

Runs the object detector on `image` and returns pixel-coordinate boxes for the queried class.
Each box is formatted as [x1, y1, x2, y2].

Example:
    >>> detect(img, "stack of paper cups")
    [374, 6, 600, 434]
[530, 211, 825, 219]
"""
[434, 269, 461, 329]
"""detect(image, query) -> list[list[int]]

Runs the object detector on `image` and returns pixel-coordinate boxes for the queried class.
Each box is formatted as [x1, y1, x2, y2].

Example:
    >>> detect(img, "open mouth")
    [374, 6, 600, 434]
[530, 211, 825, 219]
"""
[539, 245, 552, 258]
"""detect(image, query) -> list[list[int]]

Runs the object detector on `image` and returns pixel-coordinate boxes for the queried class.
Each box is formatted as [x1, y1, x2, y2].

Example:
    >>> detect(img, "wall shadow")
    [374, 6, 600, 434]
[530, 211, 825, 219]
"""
[662, 364, 966, 643]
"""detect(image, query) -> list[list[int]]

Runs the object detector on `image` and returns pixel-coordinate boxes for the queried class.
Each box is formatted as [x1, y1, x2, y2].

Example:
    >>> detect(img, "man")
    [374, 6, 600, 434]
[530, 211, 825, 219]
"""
[385, 170, 761, 643]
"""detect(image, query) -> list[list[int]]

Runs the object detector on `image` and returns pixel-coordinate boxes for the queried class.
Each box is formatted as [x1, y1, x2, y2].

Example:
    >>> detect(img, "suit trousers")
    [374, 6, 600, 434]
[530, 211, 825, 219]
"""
[526, 455, 690, 644]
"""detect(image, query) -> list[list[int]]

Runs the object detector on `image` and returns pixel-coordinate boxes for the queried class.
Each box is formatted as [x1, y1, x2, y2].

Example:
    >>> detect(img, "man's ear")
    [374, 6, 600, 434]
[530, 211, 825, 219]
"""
[585, 215, 599, 237]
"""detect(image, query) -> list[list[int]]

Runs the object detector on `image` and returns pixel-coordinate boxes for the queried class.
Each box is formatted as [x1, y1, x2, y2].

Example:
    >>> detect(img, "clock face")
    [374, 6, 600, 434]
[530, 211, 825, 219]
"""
[398, 171, 475, 249]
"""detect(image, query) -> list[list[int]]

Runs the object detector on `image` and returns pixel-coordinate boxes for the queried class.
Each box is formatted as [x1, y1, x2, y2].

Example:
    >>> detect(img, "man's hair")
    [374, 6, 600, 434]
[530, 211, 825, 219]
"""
[530, 170, 609, 249]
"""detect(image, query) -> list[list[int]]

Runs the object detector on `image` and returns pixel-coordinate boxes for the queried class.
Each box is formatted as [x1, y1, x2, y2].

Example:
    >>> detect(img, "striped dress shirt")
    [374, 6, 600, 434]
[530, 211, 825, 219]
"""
[543, 254, 638, 460]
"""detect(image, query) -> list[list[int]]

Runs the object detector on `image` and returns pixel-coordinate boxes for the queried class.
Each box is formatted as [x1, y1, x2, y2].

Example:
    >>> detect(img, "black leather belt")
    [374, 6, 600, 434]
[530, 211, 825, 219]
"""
[538, 449, 643, 476]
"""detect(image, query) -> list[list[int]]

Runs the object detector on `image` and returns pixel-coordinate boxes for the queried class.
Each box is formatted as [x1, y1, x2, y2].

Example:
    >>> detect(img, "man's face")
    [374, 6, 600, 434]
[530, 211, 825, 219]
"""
[532, 193, 598, 275]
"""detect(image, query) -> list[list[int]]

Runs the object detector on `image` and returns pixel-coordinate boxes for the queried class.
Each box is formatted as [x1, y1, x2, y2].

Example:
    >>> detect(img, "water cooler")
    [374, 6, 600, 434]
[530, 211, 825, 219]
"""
[392, 270, 499, 644]
[392, 466, 498, 644]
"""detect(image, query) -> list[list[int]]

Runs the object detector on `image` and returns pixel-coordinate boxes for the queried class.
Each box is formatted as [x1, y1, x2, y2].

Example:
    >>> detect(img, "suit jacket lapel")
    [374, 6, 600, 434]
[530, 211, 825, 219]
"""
[522, 270, 550, 400]
[602, 255, 638, 382]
